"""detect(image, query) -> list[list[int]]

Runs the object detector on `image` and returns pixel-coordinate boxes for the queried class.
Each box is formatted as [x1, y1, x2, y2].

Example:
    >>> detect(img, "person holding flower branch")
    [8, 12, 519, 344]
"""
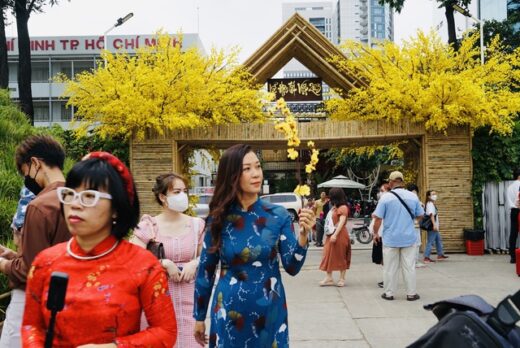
[193, 144, 315, 347]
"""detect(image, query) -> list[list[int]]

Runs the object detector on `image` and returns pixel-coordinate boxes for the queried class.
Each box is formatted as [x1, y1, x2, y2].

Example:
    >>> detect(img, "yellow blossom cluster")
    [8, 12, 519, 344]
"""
[305, 143, 320, 174]
[272, 98, 320, 197]
[294, 185, 311, 197]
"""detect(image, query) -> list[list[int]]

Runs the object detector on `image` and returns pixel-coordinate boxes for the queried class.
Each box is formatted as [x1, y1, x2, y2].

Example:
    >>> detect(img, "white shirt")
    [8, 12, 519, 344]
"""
[425, 201, 439, 228]
[506, 180, 520, 210]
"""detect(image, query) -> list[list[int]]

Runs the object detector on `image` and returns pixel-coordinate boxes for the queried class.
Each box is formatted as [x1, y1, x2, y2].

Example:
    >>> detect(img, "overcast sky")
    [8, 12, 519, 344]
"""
[6, 0, 478, 62]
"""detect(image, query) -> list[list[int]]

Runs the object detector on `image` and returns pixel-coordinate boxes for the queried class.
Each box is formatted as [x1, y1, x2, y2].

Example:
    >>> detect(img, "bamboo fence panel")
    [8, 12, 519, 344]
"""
[424, 127, 473, 252]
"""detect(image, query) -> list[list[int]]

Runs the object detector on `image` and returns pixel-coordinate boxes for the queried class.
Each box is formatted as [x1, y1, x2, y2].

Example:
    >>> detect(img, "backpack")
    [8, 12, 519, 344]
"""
[407, 290, 520, 348]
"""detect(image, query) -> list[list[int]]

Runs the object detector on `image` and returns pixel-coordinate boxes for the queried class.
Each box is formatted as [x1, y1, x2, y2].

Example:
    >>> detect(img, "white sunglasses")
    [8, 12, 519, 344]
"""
[57, 187, 112, 207]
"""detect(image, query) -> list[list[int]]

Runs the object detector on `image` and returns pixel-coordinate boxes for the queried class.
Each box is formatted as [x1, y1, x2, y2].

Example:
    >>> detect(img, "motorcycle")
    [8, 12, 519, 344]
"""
[350, 216, 373, 244]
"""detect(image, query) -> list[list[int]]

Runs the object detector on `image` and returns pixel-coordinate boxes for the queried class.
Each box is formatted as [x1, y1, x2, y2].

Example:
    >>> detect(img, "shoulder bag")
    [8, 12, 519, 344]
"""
[146, 218, 165, 260]
[420, 202, 435, 231]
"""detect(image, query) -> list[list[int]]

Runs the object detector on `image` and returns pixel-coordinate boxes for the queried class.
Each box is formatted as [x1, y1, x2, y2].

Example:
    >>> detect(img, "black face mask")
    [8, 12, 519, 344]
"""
[24, 163, 43, 196]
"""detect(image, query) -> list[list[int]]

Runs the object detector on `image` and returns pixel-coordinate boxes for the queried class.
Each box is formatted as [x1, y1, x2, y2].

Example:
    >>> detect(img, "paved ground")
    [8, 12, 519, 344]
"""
[284, 246, 519, 347]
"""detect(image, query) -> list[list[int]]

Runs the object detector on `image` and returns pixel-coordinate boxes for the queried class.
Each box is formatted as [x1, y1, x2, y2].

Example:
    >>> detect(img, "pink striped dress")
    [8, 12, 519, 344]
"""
[135, 214, 205, 348]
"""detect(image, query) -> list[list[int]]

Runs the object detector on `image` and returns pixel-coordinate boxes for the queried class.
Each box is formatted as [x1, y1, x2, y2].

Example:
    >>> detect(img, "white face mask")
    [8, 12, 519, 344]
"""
[166, 192, 189, 212]
[431, 195, 438, 201]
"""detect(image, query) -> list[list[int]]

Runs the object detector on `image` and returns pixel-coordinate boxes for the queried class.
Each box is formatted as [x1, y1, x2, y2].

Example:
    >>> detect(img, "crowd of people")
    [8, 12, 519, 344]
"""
[9, 133, 516, 347]
[0, 137, 315, 347]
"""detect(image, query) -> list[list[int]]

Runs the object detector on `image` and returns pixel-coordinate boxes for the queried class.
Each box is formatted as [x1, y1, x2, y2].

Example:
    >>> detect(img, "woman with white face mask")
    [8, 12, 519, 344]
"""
[423, 190, 448, 263]
[131, 173, 205, 348]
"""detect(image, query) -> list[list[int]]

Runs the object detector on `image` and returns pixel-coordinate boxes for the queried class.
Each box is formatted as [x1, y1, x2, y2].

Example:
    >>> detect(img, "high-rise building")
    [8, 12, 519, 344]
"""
[478, 0, 519, 32]
[338, 0, 394, 45]
[282, 0, 394, 78]
[479, 0, 508, 21]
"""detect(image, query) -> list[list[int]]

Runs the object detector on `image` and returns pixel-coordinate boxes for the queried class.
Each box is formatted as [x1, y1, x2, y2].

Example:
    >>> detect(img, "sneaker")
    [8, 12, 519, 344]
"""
[416, 262, 426, 268]
[377, 281, 384, 288]
[407, 294, 420, 301]
[381, 293, 394, 301]
[423, 257, 435, 263]
[437, 255, 449, 261]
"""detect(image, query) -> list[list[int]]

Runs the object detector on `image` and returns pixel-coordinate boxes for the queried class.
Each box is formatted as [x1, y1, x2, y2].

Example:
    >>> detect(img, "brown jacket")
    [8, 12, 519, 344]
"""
[5, 181, 71, 289]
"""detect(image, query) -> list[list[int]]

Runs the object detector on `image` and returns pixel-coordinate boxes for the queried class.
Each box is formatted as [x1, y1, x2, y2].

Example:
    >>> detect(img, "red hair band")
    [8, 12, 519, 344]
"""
[83, 151, 135, 205]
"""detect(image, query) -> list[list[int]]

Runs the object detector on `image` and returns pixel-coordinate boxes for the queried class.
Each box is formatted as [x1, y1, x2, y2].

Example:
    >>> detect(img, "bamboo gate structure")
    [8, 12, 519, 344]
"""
[130, 14, 474, 252]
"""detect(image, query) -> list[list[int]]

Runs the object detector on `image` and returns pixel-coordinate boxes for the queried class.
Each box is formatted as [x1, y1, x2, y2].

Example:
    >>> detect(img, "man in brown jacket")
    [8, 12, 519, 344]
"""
[0, 135, 71, 347]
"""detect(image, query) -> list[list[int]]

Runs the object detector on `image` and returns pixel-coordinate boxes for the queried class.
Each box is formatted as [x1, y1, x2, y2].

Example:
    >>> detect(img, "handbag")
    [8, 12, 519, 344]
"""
[420, 216, 434, 231]
[324, 210, 336, 236]
[146, 218, 165, 260]
[420, 202, 436, 231]
[372, 240, 383, 264]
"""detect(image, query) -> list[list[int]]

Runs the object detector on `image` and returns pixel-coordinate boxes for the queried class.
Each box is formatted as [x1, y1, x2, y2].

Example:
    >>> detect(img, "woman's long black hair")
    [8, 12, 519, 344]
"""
[208, 144, 252, 249]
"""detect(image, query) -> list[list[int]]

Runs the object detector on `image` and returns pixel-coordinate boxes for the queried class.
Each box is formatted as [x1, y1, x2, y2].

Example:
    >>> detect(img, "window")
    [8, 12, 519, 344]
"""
[52, 101, 72, 122]
[61, 102, 72, 121]
[33, 102, 50, 122]
[51, 61, 72, 79]
[309, 17, 326, 33]
[73, 60, 95, 78]
[32, 61, 49, 82]
[8, 62, 17, 82]
[261, 196, 271, 203]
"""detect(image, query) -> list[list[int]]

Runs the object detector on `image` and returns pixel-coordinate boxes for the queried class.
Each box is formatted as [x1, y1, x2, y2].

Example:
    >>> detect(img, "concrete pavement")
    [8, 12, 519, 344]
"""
[284, 246, 519, 347]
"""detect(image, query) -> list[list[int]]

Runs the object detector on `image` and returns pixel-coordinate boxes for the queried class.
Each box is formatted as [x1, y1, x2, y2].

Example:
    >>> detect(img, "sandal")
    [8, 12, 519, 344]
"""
[336, 279, 345, 287]
[319, 279, 335, 287]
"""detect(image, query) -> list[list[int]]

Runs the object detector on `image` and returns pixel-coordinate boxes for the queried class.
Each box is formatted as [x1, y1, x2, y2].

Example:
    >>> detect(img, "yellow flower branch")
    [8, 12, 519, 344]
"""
[272, 98, 319, 199]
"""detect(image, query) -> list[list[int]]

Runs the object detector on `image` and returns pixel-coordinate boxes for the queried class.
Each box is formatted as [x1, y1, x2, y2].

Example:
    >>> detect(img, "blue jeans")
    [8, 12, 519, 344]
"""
[424, 230, 444, 258]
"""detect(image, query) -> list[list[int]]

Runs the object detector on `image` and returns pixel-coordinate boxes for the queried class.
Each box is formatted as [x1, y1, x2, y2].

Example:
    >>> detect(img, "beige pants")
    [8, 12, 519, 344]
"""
[0, 289, 25, 348]
[383, 245, 417, 297]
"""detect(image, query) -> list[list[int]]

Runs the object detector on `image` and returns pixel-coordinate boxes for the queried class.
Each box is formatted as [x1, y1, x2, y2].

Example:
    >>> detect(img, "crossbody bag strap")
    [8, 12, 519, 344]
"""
[389, 191, 415, 221]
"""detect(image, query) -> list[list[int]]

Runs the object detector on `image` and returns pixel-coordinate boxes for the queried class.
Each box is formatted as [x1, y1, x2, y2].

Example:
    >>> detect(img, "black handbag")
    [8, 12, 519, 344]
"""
[420, 216, 434, 231]
[145, 217, 165, 260]
[147, 240, 165, 260]
[372, 240, 383, 264]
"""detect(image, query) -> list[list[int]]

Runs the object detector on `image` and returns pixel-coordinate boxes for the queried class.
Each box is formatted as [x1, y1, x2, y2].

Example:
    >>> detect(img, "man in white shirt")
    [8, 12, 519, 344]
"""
[507, 168, 520, 264]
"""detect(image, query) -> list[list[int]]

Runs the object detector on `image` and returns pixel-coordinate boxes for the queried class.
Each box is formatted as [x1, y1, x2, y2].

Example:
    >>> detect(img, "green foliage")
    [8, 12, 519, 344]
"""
[0, 89, 34, 241]
[273, 173, 299, 194]
[472, 121, 520, 228]
[323, 145, 402, 177]
[46, 126, 129, 165]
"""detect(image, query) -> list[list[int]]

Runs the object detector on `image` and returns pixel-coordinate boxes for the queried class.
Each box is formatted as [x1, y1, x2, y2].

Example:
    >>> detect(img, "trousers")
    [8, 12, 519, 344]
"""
[383, 245, 417, 297]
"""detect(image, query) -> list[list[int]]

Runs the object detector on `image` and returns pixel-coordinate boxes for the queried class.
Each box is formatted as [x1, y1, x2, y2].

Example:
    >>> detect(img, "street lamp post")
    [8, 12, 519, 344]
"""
[103, 12, 134, 65]
[452, 4, 484, 65]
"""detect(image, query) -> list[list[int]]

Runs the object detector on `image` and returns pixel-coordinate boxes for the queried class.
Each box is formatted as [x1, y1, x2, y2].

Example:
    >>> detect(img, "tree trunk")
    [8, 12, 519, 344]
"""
[444, 1, 459, 50]
[15, 0, 33, 124]
[0, 7, 8, 89]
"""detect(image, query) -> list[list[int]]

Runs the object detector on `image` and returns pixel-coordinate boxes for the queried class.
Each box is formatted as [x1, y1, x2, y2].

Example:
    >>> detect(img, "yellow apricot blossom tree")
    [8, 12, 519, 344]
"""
[327, 31, 520, 135]
[62, 33, 269, 139]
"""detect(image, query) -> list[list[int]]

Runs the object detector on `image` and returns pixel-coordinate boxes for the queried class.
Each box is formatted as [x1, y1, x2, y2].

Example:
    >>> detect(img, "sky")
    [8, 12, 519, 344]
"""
[5, 0, 478, 62]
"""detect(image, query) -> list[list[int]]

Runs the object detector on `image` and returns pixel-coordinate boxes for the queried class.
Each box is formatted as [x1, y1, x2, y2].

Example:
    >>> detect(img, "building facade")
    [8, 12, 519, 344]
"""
[282, 0, 393, 79]
[338, 0, 394, 45]
[7, 34, 205, 128]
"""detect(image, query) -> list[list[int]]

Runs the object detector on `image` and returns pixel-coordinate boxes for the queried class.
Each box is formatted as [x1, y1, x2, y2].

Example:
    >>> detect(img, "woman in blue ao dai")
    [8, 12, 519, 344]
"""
[193, 144, 315, 348]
